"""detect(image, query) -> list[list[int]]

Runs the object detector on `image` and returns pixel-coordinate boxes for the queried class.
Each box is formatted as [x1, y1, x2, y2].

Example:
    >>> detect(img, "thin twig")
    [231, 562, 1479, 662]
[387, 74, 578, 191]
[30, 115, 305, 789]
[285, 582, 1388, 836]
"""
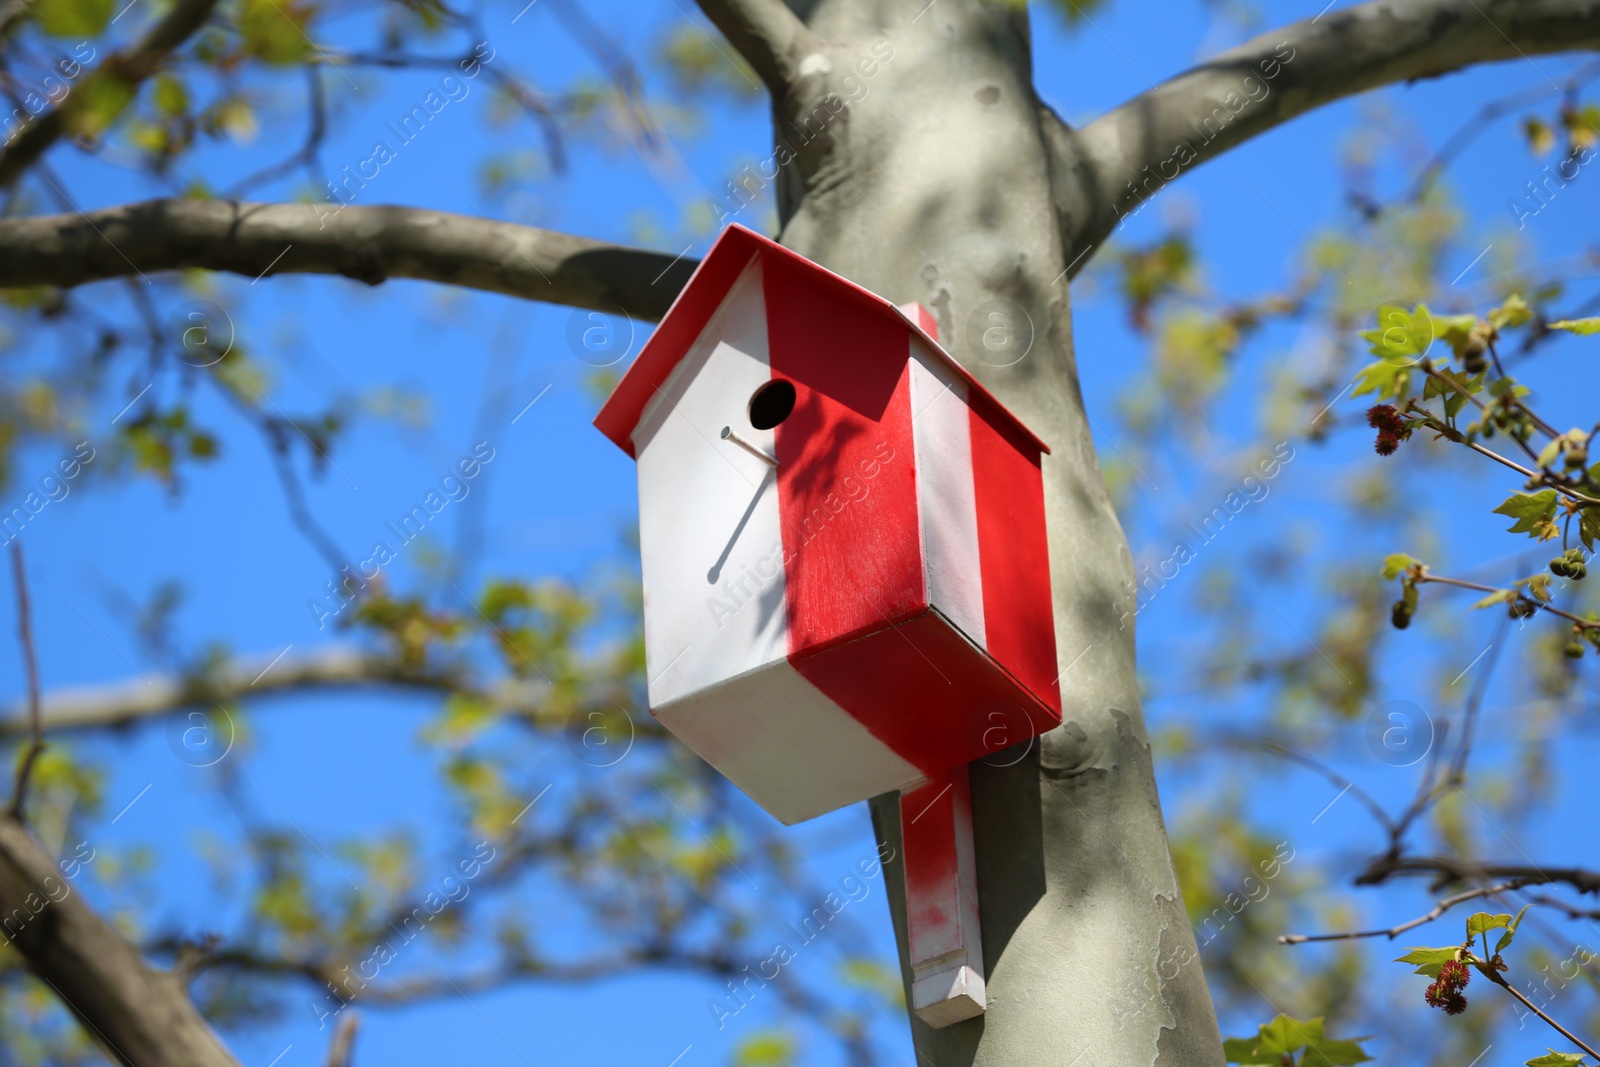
[1260, 740, 1397, 835]
[1416, 573, 1600, 631]
[324, 1010, 359, 1067]
[1446, 613, 1508, 788]
[1280, 880, 1528, 944]
[8, 542, 44, 818]
[1526, 892, 1600, 921]
[1407, 399, 1600, 505]
[1482, 967, 1600, 1060]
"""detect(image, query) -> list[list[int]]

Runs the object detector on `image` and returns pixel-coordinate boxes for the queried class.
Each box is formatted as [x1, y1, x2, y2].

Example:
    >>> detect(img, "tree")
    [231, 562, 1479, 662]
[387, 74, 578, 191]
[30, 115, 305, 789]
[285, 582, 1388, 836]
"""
[1, 1, 1598, 1065]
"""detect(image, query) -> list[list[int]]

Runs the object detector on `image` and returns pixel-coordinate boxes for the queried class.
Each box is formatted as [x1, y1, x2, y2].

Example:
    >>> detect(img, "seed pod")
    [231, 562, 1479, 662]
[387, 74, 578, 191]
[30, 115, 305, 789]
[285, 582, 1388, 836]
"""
[1391, 600, 1412, 629]
[1552, 558, 1572, 578]
[1566, 447, 1588, 470]
[1566, 640, 1585, 660]
[1509, 598, 1538, 619]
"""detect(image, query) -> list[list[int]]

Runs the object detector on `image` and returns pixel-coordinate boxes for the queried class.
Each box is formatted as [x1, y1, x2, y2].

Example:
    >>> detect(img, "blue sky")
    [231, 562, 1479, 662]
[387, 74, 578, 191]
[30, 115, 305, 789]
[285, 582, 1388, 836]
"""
[5, 1, 1600, 1064]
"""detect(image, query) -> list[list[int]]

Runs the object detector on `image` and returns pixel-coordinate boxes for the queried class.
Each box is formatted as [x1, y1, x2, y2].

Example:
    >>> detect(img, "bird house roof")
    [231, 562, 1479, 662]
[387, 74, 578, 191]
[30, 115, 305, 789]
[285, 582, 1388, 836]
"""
[592, 224, 1050, 457]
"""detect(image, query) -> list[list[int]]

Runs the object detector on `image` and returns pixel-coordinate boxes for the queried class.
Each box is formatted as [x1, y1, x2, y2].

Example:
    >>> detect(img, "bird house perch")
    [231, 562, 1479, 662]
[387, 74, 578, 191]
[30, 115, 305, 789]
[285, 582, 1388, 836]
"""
[595, 224, 1061, 1027]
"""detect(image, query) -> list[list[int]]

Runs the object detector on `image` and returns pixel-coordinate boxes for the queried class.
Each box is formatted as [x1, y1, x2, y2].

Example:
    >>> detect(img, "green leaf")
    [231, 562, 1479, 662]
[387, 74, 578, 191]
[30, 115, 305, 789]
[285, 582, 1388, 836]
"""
[1382, 553, 1421, 580]
[1496, 904, 1531, 954]
[1523, 117, 1557, 155]
[1489, 376, 1531, 399]
[1524, 573, 1554, 603]
[1466, 911, 1513, 938]
[734, 1032, 794, 1067]
[1222, 1036, 1277, 1065]
[239, 0, 315, 64]
[1493, 490, 1561, 541]
[1489, 294, 1534, 331]
[1431, 311, 1480, 343]
[1256, 1015, 1321, 1055]
[1303, 1036, 1373, 1067]
[1538, 437, 1566, 469]
[1397, 946, 1460, 978]
[1580, 508, 1600, 553]
[63, 73, 137, 139]
[1525, 1052, 1587, 1067]
[1361, 303, 1434, 364]
[1548, 318, 1600, 336]
[33, 0, 114, 36]
[1351, 360, 1411, 401]
[1472, 589, 1515, 610]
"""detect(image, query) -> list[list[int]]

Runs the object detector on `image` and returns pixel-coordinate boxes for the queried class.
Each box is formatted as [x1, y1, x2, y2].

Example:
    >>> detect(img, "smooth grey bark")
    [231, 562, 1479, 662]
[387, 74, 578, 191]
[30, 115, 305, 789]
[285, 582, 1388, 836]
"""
[0, 199, 697, 319]
[751, 1, 1222, 1062]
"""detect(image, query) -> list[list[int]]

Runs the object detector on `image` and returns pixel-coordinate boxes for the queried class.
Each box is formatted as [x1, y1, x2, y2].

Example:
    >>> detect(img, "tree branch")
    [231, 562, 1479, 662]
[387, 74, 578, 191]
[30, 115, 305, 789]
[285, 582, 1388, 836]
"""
[7, 543, 43, 819]
[693, 0, 818, 93]
[1052, 0, 1600, 274]
[1280, 879, 1529, 943]
[0, 0, 224, 186]
[324, 1011, 358, 1067]
[0, 646, 513, 734]
[0, 644, 672, 741]
[0, 199, 697, 321]
[0, 813, 239, 1066]
[1356, 853, 1600, 895]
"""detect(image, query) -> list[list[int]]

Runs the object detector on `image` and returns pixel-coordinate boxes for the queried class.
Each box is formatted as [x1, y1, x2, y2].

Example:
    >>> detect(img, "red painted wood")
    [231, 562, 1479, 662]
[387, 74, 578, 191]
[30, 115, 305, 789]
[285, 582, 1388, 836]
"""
[898, 302, 940, 342]
[969, 395, 1062, 717]
[593, 226, 1049, 457]
[901, 770, 967, 962]
[766, 253, 926, 654]
[792, 611, 1056, 776]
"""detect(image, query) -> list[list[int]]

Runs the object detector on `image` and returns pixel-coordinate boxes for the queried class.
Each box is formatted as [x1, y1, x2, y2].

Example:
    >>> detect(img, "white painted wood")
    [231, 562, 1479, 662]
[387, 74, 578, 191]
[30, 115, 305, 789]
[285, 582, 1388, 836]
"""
[908, 341, 986, 648]
[634, 260, 789, 710]
[631, 257, 923, 825]
[911, 965, 986, 1027]
[656, 660, 922, 825]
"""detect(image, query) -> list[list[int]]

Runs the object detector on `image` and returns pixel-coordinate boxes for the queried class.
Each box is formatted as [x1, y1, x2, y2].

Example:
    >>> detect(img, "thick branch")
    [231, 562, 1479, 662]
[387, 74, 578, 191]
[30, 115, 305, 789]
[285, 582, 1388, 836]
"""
[0, 0, 223, 186]
[1357, 853, 1600, 895]
[1052, 0, 1600, 271]
[693, 0, 817, 93]
[0, 813, 239, 1066]
[0, 646, 474, 735]
[8, 543, 42, 818]
[0, 644, 670, 741]
[0, 199, 696, 321]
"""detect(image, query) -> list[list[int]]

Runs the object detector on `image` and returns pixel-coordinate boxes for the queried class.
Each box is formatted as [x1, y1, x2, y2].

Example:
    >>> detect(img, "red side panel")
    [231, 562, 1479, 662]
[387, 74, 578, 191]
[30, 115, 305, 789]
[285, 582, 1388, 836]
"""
[968, 394, 1061, 715]
[766, 255, 925, 654]
[793, 611, 1054, 777]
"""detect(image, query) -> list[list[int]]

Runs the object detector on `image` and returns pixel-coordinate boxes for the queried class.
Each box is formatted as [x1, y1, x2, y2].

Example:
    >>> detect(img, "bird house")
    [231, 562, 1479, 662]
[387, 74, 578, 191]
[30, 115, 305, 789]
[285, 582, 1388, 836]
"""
[596, 224, 1062, 1027]
[595, 224, 1062, 826]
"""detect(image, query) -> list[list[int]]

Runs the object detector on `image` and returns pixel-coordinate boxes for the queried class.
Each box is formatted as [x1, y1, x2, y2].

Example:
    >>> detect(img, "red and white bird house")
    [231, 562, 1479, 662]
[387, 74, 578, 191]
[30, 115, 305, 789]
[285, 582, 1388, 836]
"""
[595, 224, 1061, 1026]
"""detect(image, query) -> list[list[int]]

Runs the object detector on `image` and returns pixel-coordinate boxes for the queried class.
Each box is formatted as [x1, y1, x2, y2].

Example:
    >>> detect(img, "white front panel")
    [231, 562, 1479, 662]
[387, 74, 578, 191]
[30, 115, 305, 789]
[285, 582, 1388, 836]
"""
[656, 659, 923, 825]
[908, 342, 986, 647]
[635, 260, 789, 709]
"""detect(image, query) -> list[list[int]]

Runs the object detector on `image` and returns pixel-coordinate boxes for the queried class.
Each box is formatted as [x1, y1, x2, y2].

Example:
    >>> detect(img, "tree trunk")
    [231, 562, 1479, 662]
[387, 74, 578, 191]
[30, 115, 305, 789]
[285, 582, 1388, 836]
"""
[764, 2, 1223, 1063]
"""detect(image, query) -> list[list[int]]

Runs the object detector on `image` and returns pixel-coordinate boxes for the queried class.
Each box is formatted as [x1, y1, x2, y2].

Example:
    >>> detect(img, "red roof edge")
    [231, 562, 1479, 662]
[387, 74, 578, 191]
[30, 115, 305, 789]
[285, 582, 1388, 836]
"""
[592, 224, 1050, 458]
